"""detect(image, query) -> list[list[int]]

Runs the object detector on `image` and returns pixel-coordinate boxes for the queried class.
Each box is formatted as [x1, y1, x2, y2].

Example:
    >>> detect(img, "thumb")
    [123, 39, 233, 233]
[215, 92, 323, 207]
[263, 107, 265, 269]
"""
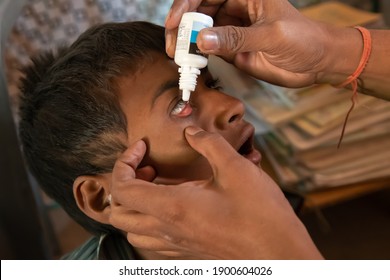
[184, 126, 243, 175]
[197, 26, 258, 56]
[112, 140, 148, 183]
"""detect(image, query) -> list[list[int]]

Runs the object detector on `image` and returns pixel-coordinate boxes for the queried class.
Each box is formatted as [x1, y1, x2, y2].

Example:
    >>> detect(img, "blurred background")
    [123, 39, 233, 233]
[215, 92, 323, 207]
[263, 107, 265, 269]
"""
[1, 0, 389, 259]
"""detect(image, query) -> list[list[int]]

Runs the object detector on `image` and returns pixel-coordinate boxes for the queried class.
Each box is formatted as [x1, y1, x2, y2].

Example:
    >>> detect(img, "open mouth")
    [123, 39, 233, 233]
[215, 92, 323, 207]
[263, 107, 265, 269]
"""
[238, 135, 254, 156]
[236, 128, 262, 165]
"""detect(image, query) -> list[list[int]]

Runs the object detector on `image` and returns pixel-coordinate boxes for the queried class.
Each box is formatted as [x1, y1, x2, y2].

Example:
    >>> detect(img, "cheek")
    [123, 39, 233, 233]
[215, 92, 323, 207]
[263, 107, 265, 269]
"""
[147, 120, 198, 165]
[134, 114, 213, 180]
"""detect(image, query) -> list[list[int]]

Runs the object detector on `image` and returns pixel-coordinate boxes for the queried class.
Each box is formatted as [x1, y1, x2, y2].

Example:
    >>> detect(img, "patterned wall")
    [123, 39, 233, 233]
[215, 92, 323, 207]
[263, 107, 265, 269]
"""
[5, 0, 172, 120]
[3, 0, 376, 120]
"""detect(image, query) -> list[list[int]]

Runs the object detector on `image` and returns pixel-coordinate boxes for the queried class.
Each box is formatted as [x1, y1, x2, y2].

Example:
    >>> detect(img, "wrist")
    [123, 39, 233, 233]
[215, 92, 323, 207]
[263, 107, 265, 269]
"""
[315, 25, 363, 86]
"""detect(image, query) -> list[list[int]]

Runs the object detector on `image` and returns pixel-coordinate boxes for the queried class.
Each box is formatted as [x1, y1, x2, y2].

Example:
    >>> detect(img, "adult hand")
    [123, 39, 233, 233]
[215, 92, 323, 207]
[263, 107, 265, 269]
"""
[165, 0, 364, 88]
[109, 126, 323, 259]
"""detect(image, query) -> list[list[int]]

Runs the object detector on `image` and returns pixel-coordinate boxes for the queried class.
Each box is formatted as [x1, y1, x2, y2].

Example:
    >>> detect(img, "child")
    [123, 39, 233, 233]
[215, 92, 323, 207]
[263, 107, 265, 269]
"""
[18, 21, 261, 259]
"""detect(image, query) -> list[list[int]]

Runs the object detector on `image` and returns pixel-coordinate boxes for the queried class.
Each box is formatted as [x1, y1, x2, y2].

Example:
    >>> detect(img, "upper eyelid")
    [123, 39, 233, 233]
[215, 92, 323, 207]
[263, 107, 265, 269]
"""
[168, 90, 182, 114]
[200, 67, 209, 76]
[199, 67, 219, 84]
[205, 77, 222, 89]
[151, 79, 179, 109]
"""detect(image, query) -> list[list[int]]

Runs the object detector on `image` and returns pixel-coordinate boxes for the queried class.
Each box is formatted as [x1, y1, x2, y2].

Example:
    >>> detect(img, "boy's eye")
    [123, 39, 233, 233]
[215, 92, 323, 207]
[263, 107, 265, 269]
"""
[171, 100, 193, 117]
[206, 77, 222, 90]
[169, 77, 220, 117]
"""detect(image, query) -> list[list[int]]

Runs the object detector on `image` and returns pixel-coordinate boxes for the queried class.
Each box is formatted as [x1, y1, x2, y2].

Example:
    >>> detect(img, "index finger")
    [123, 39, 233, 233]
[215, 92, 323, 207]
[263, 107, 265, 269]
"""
[165, 0, 203, 29]
[165, 0, 227, 57]
[184, 126, 249, 175]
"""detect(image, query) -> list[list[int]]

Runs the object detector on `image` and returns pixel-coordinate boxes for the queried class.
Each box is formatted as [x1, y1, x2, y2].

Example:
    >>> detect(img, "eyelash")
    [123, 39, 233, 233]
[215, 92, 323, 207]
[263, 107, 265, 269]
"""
[170, 77, 222, 117]
[206, 77, 222, 90]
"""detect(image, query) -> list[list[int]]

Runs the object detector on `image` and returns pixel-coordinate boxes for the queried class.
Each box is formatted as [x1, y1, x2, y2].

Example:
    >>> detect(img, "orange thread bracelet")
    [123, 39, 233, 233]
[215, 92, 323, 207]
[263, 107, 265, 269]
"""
[336, 26, 372, 148]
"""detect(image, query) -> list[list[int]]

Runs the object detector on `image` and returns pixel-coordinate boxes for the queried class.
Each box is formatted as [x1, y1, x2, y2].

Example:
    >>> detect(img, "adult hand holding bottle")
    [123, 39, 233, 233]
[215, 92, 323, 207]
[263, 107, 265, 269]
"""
[165, 0, 390, 100]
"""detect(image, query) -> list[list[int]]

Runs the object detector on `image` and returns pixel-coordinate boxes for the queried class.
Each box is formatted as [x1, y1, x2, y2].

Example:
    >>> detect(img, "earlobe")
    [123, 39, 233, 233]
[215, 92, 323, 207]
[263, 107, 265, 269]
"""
[73, 175, 111, 224]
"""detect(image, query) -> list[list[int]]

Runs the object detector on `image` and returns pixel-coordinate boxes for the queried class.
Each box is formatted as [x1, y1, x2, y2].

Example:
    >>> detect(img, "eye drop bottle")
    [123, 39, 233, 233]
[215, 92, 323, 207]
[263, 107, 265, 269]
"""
[174, 12, 214, 102]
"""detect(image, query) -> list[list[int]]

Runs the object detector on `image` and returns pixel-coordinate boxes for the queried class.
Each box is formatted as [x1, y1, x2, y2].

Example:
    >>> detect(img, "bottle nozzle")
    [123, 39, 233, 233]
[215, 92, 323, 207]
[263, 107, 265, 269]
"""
[178, 66, 199, 103]
[181, 89, 191, 102]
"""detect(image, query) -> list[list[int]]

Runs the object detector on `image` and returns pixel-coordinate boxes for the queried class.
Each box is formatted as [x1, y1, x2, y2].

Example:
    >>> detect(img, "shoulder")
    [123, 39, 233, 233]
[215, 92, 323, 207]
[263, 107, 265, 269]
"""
[61, 235, 100, 260]
[61, 233, 138, 260]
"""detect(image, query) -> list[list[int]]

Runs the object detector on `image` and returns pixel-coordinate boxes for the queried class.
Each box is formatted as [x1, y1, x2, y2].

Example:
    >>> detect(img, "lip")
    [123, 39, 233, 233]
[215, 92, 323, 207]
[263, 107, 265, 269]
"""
[235, 124, 262, 166]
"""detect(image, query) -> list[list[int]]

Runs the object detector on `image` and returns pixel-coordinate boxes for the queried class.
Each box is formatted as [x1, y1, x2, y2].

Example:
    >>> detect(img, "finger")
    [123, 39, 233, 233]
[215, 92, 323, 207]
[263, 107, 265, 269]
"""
[165, 0, 226, 29]
[165, 0, 203, 29]
[110, 178, 166, 211]
[112, 140, 147, 183]
[110, 208, 164, 236]
[126, 233, 193, 258]
[110, 194, 200, 254]
[165, 28, 178, 58]
[166, 0, 226, 28]
[135, 165, 157, 181]
[111, 176, 197, 217]
[184, 126, 243, 172]
[197, 26, 261, 56]
[126, 232, 178, 252]
[184, 126, 257, 190]
[165, 0, 223, 58]
[154, 250, 188, 258]
[165, 0, 199, 57]
[113, 181, 213, 230]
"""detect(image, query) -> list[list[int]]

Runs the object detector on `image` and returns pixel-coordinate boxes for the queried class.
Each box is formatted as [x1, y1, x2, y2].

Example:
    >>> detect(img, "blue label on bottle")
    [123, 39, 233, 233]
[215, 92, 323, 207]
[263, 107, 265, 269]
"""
[189, 21, 208, 56]
[190, 30, 199, 43]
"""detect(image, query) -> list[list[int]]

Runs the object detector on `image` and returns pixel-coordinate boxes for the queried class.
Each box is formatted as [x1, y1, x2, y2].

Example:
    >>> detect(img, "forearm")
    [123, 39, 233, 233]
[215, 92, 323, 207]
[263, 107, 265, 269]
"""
[318, 27, 390, 101]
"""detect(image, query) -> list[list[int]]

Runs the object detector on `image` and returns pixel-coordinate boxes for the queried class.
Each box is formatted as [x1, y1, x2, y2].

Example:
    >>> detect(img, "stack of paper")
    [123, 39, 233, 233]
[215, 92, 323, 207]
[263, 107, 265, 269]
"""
[251, 83, 390, 191]
[250, 2, 389, 191]
[209, 2, 389, 192]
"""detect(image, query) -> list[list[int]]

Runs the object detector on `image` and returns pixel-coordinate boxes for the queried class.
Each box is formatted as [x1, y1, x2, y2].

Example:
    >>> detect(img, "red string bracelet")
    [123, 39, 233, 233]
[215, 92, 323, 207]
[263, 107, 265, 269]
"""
[336, 26, 372, 148]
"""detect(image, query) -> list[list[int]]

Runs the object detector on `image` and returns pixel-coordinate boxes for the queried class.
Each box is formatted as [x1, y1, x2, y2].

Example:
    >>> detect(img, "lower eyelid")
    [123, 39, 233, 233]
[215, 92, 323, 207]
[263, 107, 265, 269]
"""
[171, 101, 193, 117]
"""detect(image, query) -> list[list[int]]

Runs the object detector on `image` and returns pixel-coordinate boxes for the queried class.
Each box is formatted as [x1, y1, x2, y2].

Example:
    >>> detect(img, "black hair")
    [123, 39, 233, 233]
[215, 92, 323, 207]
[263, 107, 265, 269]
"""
[18, 21, 166, 235]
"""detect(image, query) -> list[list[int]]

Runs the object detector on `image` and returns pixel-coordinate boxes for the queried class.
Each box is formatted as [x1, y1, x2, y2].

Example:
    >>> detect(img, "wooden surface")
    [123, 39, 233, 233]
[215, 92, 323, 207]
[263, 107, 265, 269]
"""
[302, 178, 390, 210]
[258, 143, 390, 212]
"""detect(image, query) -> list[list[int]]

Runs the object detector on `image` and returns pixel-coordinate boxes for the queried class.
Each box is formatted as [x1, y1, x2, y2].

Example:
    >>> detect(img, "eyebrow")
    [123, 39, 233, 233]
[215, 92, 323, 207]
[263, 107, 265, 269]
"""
[151, 66, 211, 107]
[151, 79, 179, 108]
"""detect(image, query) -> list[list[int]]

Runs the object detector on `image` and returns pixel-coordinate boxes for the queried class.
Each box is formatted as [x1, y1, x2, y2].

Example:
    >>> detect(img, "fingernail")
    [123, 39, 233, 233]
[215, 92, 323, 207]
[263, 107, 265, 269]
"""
[185, 126, 203, 136]
[199, 30, 219, 51]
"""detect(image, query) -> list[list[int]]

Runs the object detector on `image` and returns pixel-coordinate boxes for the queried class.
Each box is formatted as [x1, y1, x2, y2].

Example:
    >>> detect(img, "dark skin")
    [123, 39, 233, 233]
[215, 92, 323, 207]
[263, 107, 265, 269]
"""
[107, 0, 390, 259]
[165, 0, 390, 100]
[109, 128, 322, 259]
[116, 53, 260, 184]
[75, 52, 263, 259]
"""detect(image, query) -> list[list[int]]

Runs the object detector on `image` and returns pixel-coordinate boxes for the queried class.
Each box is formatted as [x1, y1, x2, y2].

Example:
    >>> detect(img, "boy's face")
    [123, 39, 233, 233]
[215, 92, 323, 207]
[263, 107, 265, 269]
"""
[117, 53, 261, 183]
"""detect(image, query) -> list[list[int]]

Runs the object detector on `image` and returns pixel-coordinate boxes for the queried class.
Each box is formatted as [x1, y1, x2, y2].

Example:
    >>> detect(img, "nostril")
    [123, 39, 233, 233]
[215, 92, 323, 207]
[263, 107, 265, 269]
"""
[229, 114, 239, 123]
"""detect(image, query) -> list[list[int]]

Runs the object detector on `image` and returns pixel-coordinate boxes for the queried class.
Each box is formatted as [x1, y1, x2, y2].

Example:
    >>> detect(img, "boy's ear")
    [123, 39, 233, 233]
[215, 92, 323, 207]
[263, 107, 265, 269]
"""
[73, 174, 111, 224]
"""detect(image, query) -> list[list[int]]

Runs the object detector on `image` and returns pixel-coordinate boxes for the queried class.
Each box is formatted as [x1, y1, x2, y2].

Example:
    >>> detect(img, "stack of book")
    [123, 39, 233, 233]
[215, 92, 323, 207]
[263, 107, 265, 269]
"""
[209, 2, 390, 192]
[250, 83, 390, 191]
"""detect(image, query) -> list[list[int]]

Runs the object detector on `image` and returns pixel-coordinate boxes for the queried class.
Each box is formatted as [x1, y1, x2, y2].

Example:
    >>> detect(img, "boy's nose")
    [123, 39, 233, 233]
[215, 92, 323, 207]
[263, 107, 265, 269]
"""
[199, 90, 245, 130]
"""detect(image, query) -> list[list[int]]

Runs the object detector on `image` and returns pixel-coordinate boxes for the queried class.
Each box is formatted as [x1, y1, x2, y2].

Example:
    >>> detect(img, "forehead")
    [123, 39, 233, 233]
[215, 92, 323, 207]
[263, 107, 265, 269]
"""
[115, 52, 179, 129]
[116, 53, 178, 100]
